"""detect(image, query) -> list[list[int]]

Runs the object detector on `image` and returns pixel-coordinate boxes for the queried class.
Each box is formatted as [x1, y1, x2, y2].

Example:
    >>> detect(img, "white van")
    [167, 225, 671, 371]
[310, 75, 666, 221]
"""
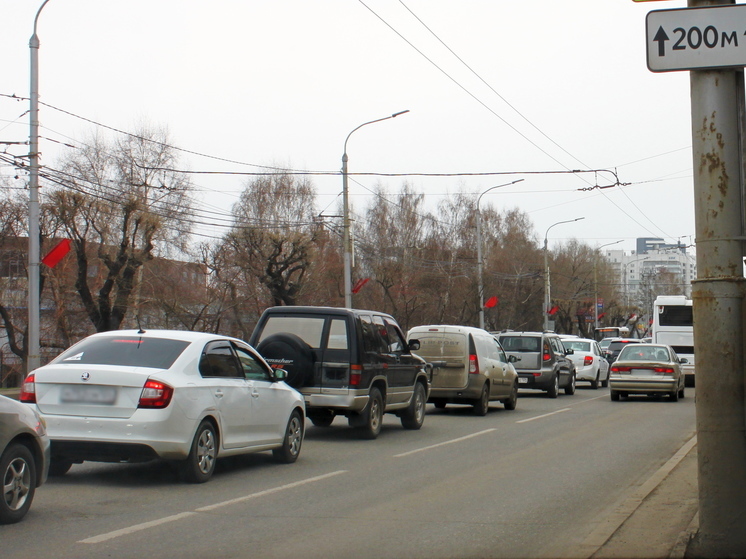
[407, 325, 519, 415]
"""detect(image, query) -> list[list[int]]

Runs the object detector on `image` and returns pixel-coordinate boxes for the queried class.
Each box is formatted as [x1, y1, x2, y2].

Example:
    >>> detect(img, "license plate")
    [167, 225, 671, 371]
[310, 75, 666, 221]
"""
[60, 385, 117, 405]
[518, 377, 529, 384]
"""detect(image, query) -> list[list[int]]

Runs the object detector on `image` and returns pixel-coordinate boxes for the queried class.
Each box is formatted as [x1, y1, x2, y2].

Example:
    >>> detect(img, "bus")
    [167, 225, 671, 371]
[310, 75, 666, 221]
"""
[652, 295, 695, 386]
[594, 326, 630, 342]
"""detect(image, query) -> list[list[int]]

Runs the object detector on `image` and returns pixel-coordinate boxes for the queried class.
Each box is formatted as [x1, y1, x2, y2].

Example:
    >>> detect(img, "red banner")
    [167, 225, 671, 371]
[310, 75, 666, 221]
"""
[484, 296, 498, 309]
[351, 278, 370, 294]
[41, 239, 71, 268]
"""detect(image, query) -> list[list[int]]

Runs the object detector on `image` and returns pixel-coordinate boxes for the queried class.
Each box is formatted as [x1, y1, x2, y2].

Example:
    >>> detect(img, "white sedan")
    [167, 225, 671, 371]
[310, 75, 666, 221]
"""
[20, 330, 305, 483]
[560, 337, 610, 389]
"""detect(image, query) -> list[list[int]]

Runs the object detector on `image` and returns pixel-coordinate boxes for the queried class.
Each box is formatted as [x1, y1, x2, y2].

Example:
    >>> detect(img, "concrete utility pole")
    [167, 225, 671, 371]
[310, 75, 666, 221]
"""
[687, 0, 746, 555]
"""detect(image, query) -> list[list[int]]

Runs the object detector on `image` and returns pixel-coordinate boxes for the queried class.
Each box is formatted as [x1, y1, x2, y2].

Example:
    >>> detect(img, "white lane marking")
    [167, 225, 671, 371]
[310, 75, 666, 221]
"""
[79, 512, 197, 544]
[196, 470, 347, 512]
[79, 470, 348, 544]
[516, 408, 571, 423]
[393, 429, 496, 458]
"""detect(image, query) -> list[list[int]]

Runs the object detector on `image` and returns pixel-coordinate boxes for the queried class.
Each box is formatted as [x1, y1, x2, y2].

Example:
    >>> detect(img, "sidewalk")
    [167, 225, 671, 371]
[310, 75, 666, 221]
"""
[587, 435, 699, 559]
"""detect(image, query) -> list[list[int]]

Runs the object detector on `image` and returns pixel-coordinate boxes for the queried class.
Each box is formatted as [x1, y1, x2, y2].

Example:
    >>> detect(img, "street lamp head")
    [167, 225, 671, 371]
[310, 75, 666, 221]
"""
[391, 110, 410, 118]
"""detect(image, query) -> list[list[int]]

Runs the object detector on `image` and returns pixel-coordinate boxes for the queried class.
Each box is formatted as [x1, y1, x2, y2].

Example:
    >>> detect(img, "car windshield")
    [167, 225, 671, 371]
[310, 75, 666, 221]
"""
[53, 336, 190, 369]
[562, 340, 590, 352]
[618, 345, 670, 362]
[499, 336, 540, 352]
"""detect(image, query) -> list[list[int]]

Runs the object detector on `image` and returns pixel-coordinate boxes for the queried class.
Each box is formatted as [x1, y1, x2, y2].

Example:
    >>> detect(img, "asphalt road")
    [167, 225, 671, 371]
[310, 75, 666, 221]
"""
[1, 385, 696, 559]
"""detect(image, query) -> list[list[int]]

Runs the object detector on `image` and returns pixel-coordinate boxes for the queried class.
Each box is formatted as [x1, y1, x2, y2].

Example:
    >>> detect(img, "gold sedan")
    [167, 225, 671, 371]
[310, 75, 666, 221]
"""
[609, 344, 687, 402]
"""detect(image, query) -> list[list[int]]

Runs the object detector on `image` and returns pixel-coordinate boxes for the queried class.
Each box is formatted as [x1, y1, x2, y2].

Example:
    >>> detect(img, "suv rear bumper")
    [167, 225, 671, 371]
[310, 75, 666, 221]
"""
[300, 388, 369, 413]
[516, 372, 554, 390]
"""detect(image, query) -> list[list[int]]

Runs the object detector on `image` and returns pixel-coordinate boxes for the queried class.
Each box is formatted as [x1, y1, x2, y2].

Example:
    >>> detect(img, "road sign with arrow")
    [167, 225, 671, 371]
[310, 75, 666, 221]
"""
[647, 4, 746, 72]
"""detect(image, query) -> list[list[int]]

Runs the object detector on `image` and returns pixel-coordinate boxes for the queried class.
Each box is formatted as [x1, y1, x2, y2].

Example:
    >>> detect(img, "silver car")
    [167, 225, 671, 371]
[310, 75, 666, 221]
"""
[609, 344, 687, 401]
[1, 394, 50, 524]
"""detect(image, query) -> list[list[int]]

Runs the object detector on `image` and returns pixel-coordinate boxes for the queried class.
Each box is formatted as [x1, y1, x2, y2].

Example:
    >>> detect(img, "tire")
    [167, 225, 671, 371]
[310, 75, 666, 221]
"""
[273, 410, 304, 463]
[179, 420, 217, 483]
[601, 374, 609, 388]
[472, 383, 490, 416]
[309, 413, 335, 428]
[352, 387, 383, 439]
[0, 444, 36, 525]
[256, 333, 314, 389]
[546, 374, 559, 399]
[564, 373, 576, 396]
[401, 382, 427, 430]
[610, 390, 620, 401]
[503, 382, 518, 411]
[678, 385, 685, 399]
[670, 389, 680, 402]
[590, 371, 599, 390]
[48, 458, 73, 477]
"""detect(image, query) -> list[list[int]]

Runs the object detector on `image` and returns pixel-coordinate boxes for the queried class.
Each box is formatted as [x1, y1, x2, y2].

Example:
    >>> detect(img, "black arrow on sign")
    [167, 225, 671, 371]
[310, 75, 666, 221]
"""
[654, 26, 670, 57]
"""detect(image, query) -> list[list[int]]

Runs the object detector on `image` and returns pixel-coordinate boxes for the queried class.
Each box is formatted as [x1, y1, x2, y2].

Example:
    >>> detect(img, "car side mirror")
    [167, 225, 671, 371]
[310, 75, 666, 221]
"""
[272, 368, 289, 381]
[680, 358, 688, 364]
[509, 355, 520, 363]
[565, 348, 574, 355]
[408, 339, 420, 351]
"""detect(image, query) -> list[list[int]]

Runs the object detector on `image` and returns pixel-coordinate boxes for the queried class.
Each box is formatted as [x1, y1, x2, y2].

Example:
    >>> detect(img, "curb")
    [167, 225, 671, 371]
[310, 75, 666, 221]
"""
[582, 434, 698, 557]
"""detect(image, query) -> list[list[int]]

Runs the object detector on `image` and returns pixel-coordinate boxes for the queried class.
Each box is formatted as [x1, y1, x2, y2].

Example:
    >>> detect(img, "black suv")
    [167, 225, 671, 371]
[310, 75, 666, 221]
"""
[249, 306, 430, 439]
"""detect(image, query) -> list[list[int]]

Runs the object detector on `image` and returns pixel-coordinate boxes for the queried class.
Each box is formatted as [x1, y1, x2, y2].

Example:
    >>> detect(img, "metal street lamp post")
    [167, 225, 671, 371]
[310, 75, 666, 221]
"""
[27, 0, 52, 373]
[341, 110, 409, 308]
[593, 240, 622, 329]
[476, 179, 524, 329]
[543, 217, 585, 331]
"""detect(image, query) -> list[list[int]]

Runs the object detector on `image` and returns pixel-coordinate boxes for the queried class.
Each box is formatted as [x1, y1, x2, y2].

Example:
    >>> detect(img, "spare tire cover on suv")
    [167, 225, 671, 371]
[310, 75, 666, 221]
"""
[256, 333, 314, 389]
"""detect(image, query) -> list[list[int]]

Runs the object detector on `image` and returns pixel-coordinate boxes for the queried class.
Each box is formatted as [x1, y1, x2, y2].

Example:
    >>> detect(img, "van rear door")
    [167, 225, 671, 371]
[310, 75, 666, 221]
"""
[411, 327, 468, 390]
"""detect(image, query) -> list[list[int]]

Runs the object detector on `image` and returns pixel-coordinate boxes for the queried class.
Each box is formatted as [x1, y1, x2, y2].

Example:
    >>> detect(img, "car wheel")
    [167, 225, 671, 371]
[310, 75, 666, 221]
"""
[546, 375, 559, 399]
[256, 333, 314, 389]
[273, 410, 304, 463]
[678, 385, 685, 399]
[601, 374, 609, 388]
[401, 382, 427, 430]
[564, 373, 576, 396]
[670, 389, 680, 402]
[610, 390, 620, 401]
[590, 371, 599, 390]
[309, 414, 335, 428]
[353, 387, 383, 439]
[179, 420, 217, 483]
[472, 383, 490, 416]
[48, 458, 73, 477]
[0, 444, 36, 525]
[503, 382, 518, 411]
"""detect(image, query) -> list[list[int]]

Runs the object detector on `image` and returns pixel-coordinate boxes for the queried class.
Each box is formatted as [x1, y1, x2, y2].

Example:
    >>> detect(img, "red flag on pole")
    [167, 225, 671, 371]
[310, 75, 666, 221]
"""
[351, 278, 370, 294]
[41, 239, 71, 268]
[548, 305, 560, 315]
[597, 312, 606, 320]
[484, 296, 498, 309]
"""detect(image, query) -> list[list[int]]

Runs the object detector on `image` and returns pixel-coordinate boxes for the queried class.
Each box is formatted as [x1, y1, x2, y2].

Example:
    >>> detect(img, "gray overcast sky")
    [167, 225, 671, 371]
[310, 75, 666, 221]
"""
[1, 0, 694, 253]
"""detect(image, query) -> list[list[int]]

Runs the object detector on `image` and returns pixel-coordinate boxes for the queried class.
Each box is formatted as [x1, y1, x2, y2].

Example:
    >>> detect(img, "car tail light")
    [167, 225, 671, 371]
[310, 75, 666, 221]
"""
[349, 364, 363, 386]
[542, 349, 551, 362]
[611, 365, 631, 373]
[469, 354, 478, 374]
[654, 367, 675, 374]
[19, 373, 36, 404]
[138, 380, 174, 409]
[583, 356, 593, 366]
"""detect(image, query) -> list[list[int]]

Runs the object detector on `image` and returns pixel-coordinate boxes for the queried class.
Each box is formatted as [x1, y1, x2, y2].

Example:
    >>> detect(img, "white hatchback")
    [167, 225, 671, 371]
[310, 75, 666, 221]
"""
[559, 337, 610, 389]
[20, 329, 305, 483]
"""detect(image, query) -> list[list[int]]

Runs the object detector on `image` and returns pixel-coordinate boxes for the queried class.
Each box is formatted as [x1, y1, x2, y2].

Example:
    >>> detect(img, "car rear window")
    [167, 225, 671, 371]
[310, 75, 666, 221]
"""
[258, 316, 327, 348]
[54, 336, 190, 369]
[562, 340, 591, 352]
[499, 336, 541, 352]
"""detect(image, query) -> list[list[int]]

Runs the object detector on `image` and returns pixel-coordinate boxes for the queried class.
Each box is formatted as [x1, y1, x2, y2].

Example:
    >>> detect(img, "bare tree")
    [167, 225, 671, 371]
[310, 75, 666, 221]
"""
[47, 125, 194, 332]
[227, 172, 319, 307]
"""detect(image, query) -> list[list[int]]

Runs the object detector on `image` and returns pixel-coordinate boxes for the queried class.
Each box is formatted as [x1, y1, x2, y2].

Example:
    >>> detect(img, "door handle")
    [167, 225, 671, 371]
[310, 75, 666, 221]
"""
[214, 389, 224, 398]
